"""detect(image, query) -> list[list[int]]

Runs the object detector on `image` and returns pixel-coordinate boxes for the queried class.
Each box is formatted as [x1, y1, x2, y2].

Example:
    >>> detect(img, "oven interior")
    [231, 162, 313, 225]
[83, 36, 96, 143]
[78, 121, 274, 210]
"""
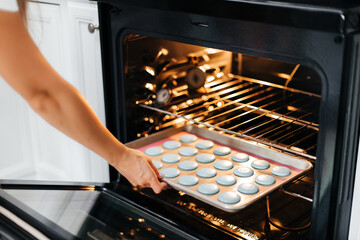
[121, 34, 321, 239]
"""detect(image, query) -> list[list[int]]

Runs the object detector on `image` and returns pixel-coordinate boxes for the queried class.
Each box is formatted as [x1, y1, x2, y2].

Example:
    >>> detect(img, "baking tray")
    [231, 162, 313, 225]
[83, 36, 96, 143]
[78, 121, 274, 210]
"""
[126, 125, 312, 212]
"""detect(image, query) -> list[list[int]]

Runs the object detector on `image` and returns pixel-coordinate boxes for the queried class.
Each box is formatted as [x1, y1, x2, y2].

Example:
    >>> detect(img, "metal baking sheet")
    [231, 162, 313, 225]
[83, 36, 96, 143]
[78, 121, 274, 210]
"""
[126, 125, 312, 212]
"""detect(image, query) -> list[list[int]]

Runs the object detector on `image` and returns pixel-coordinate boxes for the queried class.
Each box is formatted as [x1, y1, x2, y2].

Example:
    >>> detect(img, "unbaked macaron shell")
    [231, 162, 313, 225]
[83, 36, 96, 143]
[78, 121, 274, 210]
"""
[178, 161, 198, 171]
[178, 175, 199, 186]
[196, 153, 216, 163]
[152, 160, 163, 170]
[180, 134, 197, 143]
[179, 147, 198, 157]
[160, 168, 180, 178]
[145, 147, 164, 156]
[197, 168, 217, 178]
[231, 153, 250, 163]
[213, 146, 231, 156]
[163, 140, 181, 150]
[251, 159, 270, 170]
[255, 174, 276, 186]
[196, 140, 214, 149]
[237, 183, 259, 194]
[162, 154, 181, 163]
[198, 183, 220, 195]
[233, 166, 254, 177]
[217, 191, 241, 204]
[216, 175, 237, 186]
[214, 160, 234, 170]
[271, 166, 291, 177]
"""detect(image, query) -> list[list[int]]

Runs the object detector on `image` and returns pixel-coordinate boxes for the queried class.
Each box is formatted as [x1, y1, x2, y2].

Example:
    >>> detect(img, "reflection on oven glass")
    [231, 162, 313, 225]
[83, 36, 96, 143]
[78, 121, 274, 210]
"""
[4, 189, 177, 239]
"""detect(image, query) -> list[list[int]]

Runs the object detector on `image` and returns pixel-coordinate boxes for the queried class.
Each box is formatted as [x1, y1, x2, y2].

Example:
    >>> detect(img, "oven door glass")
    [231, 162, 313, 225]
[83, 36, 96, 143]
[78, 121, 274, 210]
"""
[0, 188, 194, 240]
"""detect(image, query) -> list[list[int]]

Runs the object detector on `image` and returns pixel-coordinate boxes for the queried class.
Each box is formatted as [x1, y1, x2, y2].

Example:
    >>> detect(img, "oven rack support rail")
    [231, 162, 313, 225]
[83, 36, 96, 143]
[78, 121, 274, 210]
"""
[137, 74, 320, 160]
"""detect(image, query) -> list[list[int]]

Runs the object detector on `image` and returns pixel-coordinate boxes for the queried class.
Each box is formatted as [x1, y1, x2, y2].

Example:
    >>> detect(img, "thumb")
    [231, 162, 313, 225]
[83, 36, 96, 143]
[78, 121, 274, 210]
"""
[150, 176, 168, 194]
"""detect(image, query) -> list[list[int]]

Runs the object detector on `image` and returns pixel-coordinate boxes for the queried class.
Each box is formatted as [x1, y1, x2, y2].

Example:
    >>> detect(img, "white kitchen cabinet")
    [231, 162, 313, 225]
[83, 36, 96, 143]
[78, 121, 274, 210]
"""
[66, 1, 109, 182]
[0, 1, 109, 182]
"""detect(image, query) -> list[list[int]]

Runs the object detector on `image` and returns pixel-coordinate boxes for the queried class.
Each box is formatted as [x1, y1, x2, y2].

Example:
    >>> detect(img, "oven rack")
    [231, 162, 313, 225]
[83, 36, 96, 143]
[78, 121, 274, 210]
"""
[137, 74, 320, 160]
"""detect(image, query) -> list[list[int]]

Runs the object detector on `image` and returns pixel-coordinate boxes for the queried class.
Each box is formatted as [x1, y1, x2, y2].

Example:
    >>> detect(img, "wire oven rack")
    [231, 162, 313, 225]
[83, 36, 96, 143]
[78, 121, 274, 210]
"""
[137, 73, 320, 160]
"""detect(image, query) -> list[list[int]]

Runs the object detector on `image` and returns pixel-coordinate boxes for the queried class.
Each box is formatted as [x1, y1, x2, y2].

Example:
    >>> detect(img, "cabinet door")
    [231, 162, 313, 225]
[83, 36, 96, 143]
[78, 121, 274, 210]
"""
[25, 2, 75, 180]
[67, 1, 109, 182]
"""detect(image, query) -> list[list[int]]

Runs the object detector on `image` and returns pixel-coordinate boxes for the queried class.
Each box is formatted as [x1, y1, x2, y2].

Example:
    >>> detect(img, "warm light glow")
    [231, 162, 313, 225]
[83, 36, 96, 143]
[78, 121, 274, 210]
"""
[269, 114, 280, 119]
[174, 118, 185, 124]
[145, 83, 154, 91]
[207, 76, 215, 82]
[216, 102, 223, 107]
[277, 73, 290, 79]
[205, 48, 219, 54]
[160, 48, 169, 56]
[287, 106, 298, 111]
[208, 106, 214, 111]
[186, 100, 193, 105]
[202, 54, 210, 61]
[138, 218, 145, 223]
[145, 66, 155, 76]
[216, 72, 224, 78]
[178, 191, 186, 196]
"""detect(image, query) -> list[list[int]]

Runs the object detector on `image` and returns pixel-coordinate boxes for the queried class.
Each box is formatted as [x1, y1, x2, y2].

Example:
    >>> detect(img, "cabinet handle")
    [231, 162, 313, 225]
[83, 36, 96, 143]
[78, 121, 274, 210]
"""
[88, 23, 99, 33]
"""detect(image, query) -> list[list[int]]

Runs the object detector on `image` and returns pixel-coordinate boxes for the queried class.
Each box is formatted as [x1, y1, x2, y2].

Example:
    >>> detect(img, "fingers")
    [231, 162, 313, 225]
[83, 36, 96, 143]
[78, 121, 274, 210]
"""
[149, 176, 168, 194]
[147, 159, 163, 179]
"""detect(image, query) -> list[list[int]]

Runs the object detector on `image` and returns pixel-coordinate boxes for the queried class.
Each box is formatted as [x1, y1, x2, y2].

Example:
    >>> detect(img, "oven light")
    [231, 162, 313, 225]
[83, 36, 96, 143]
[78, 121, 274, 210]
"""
[145, 66, 155, 76]
[138, 218, 145, 223]
[207, 76, 215, 82]
[159, 234, 166, 239]
[145, 83, 155, 90]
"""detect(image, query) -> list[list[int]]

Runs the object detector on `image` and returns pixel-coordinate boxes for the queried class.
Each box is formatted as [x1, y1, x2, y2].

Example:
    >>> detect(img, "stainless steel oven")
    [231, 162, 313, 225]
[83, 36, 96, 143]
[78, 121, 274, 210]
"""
[1, 0, 360, 239]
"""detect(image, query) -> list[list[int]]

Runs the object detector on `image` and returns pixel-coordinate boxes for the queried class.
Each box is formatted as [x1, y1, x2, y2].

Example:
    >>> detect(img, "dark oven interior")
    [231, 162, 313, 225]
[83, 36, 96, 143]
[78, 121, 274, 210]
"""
[120, 34, 321, 239]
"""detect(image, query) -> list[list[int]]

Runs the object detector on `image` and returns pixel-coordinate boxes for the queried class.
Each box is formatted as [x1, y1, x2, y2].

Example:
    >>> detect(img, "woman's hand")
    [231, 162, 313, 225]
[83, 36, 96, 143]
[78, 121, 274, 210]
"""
[113, 147, 168, 194]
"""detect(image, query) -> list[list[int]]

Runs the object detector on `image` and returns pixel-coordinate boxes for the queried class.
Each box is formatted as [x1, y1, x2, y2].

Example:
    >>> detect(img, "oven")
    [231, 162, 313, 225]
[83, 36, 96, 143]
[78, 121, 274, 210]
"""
[1, 0, 360, 239]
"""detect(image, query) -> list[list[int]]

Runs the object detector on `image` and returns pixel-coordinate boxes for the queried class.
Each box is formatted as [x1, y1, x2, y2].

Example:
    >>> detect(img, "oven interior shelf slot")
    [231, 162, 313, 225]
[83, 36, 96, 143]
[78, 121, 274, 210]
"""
[136, 74, 320, 159]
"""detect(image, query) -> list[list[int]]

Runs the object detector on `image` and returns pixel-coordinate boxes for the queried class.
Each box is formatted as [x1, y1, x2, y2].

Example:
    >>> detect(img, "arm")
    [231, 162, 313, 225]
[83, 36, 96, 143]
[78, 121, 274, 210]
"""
[0, 10, 167, 193]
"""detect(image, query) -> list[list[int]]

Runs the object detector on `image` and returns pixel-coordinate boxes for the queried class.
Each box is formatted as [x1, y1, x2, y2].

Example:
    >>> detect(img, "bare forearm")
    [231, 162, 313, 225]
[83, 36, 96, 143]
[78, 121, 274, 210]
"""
[28, 77, 124, 167]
